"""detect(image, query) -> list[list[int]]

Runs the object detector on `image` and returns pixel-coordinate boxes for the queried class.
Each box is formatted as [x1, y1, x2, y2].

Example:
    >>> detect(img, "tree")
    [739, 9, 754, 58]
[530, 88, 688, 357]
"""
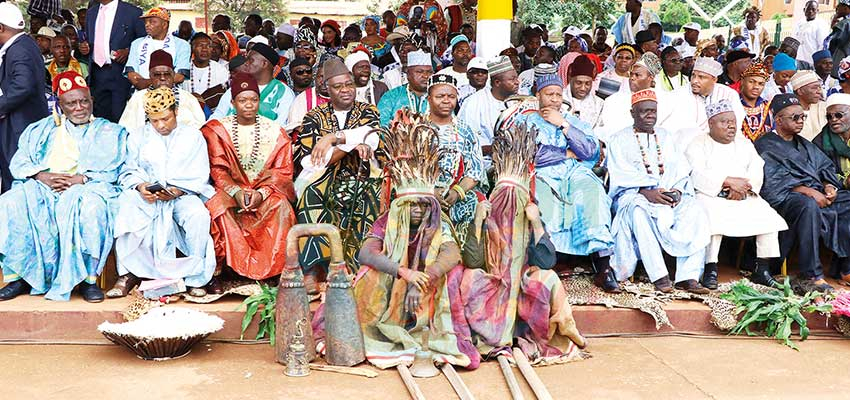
[516, 0, 619, 32]
[190, 0, 289, 29]
[659, 0, 691, 32]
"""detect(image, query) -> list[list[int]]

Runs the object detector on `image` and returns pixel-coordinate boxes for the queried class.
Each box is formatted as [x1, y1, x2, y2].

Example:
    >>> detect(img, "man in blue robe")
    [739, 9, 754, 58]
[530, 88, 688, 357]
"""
[514, 74, 619, 293]
[0, 71, 127, 302]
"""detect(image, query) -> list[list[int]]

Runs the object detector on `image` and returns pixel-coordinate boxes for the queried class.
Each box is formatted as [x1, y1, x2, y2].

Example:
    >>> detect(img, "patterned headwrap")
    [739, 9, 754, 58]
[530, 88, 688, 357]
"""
[361, 15, 381, 33]
[706, 99, 734, 119]
[144, 86, 176, 116]
[741, 60, 770, 80]
[296, 27, 317, 48]
[633, 52, 662, 76]
[696, 38, 717, 56]
[613, 43, 637, 58]
[214, 30, 239, 61]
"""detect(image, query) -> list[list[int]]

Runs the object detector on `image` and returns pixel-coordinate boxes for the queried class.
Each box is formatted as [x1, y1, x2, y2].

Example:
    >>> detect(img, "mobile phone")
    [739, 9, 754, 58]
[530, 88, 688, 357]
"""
[662, 191, 681, 203]
[146, 183, 165, 193]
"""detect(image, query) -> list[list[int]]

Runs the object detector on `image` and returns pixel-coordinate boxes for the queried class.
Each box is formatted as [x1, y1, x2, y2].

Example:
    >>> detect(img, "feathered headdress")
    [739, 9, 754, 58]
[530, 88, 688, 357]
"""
[384, 109, 442, 197]
[492, 122, 538, 188]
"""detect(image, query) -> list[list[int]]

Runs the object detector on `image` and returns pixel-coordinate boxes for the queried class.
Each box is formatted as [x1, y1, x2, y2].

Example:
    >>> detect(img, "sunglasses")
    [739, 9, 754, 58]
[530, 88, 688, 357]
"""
[293, 69, 312, 75]
[785, 113, 808, 122]
[827, 112, 846, 120]
[296, 44, 314, 50]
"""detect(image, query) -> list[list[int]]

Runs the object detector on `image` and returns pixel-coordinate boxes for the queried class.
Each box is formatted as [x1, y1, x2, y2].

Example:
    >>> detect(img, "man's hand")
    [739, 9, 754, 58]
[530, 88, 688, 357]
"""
[440, 188, 459, 209]
[236, 190, 262, 211]
[795, 186, 832, 208]
[36, 172, 80, 192]
[825, 184, 838, 204]
[55, 174, 86, 191]
[724, 177, 751, 195]
[246, 190, 263, 211]
[525, 202, 541, 222]
[113, 48, 129, 64]
[155, 187, 185, 202]
[474, 200, 491, 226]
[399, 268, 429, 293]
[540, 107, 567, 128]
[354, 144, 373, 160]
[404, 285, 422, 314]
[639, 188, 675, 206]
[136, 182, 158, 203]
[311, 134, 337, 166]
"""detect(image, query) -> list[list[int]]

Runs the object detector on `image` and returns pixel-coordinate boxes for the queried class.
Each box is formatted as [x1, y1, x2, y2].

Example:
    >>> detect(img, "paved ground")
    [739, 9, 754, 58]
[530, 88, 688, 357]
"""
[4, 336, 850, 400]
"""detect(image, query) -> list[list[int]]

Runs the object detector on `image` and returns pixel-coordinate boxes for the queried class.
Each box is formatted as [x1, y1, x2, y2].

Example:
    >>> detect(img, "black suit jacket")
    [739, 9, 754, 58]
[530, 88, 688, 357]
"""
[86, 0, 145, 78]
[0, 34, 49, 156]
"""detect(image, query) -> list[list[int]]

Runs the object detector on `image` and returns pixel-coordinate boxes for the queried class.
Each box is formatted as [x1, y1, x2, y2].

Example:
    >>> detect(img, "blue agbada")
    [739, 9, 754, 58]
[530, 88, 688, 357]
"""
[377, 84, 429, 126]
[0, 117, 127, 301]
[515, 112, 614, 256]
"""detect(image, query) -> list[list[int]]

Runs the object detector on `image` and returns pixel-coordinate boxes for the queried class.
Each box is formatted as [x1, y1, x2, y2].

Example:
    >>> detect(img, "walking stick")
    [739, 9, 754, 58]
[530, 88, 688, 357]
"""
[397, 364, 426, 400]
[512, 348, 552, 400]
[497, 355, 525, 400]
[440, 363, 476, 400]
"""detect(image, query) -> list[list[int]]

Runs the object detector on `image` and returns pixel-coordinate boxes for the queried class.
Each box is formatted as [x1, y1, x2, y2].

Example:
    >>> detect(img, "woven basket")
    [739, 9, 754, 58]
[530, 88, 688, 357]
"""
[98, 307, 224, 361]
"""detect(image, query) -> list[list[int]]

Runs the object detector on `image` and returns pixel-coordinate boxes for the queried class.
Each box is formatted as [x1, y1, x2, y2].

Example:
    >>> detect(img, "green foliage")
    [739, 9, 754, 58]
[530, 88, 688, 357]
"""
[720, 278, 833, 350]
[240, 283, 278, 345]
[516, 0, 619, 32]
[659, 0, 691, 32]
[691, 0, 749, 28]
[191, 0, 289, 28]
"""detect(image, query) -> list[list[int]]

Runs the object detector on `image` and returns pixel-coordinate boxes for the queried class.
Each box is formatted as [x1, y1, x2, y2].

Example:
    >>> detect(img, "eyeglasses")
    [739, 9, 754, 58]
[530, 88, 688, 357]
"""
[827, 112, 846, 121]
[328, 82, 356, 90]
[296, 44, 314, 50]
[293, 69, 312, 75]
[785, 113, 808, 122]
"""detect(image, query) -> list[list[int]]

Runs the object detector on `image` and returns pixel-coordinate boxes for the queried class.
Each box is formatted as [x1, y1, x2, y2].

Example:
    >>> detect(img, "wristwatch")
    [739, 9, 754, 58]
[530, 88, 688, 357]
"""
[333, 130, 345, 144]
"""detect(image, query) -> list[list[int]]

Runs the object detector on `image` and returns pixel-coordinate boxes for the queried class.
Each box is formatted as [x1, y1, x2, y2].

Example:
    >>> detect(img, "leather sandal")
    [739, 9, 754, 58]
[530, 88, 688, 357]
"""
[187, 287, 207, 297]
[106, 274, 140, 298]
[839, 273, 850, 287]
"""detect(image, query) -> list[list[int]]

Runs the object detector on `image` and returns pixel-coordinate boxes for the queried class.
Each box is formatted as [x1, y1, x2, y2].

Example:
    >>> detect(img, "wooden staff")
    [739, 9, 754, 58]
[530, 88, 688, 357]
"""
[512, 348, 552, 400]
[397, 365, 426, 400]
[497, 355, 524, 400]
[308, 363, 378, 378]
[440, 363, 476, 400]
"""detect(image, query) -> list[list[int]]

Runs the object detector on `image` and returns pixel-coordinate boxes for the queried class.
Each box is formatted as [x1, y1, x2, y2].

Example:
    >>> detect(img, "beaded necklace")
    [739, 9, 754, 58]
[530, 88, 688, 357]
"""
[190, 63, 212, 94]
[406, 86, 428, 113]
[231, 115, 263, 175]
[633, 130, 664, 175]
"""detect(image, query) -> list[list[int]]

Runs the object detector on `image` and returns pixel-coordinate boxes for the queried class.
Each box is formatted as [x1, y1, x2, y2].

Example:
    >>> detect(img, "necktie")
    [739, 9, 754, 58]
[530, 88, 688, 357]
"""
[94, 6, 108, 67]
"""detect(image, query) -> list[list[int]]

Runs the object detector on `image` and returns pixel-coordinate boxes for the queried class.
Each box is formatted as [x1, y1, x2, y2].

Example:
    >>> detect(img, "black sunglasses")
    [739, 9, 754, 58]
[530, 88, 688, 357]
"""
[827, 112, 846, 120]
[293, 69, 312, 75]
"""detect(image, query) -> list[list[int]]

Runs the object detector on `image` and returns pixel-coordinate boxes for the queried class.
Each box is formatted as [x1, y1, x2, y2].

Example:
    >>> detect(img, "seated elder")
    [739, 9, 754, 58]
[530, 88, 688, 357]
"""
[202, 73, 297, 293]
[109, 87, 217, 298]
[0, 71, 127, 302]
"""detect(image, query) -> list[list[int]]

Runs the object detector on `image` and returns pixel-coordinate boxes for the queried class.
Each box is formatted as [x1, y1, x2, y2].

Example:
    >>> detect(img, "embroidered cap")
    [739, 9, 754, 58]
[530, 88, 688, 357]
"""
[533, 63, 557, 77]
[428, 74, 457, 90]
[741, 60, 770, 80]
[813, 49, 832, 64]
[230, 72, 260, 98]
[52, 70, 89, 96]
[770, 93, 801, 115]
[826, 93, 850, 108]
[780, 36, 800, 51]
[487, 55, 514, 75]
[143, 86, 176, 116]
[535, 74, 563, 91]
[407, 50, 432, 68]
[706, 100, 735, 120]
[633, 52, 662, 76]
[693, 57, 722, 77]
[140, 6, 170, 22]
[773, 52, 797, 72]
[789, 70, 820, 91]
[631, 89, 657, 106]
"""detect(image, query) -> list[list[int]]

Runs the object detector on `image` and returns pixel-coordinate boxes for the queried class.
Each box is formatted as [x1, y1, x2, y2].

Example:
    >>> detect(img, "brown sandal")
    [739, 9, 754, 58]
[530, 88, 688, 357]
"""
[105, 274, 140, 298]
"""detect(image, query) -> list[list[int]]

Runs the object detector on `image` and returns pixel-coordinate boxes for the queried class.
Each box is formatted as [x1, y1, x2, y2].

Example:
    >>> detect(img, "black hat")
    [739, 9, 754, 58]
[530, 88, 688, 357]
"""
[725, 49, 755, 65]
[635, 30, 654, 45]
[250, 43, 280, 66]
[770, 93, 801, 115]
[228, 54, 247, 72]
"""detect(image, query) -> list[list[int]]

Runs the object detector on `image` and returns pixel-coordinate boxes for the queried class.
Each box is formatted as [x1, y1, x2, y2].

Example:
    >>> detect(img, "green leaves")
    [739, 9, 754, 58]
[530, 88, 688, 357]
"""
[720, 278, 833, 350]
[239, 283, 278, 346]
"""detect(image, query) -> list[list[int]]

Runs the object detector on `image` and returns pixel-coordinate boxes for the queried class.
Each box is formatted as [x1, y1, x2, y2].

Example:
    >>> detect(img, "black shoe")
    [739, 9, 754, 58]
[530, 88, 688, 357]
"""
[674, 279, 711, 294]
[750, 261, 779, 288]
[0, 280, 31, 301]
[701, 263, 718, 290]
[594, 267, 621, 293]
[79, 282, 104, 303]
[653, 275, 674, 293]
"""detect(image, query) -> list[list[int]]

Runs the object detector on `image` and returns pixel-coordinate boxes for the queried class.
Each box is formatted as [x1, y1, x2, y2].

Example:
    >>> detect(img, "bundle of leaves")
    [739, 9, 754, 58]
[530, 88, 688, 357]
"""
[239, 283, 277, 345]
[720, 278, 832, 350]
[829, 291, 850, 317]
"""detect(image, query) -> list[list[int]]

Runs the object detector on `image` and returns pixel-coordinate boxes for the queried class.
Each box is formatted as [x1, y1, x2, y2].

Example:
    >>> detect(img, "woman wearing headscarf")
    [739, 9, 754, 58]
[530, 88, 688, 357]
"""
[361, 15, 390, 59]
[213, 30, 240, 64]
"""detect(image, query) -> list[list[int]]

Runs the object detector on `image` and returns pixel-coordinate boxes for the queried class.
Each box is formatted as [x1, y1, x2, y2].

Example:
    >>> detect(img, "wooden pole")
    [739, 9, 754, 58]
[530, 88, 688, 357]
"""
[497, 355, 524, 400]
[308, 363, 378, 378]
[440, 363, 476, 400]
[397, 365, 426, 400]
[512, 348, 552, 400]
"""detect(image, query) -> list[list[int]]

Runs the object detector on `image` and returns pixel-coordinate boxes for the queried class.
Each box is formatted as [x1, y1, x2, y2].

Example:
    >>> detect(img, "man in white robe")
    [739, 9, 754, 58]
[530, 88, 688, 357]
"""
[457, 56, 518, 167]
[596, 52, 675, 143]
[790, 70, 828, 141]
[685, 100, 788, 290]
[670, 57, 747, 149]
[109, 87, 216, 298]
[119, 50, 205, 135]
[563, 55, 603, 128]
[607, 89, 711, 294]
